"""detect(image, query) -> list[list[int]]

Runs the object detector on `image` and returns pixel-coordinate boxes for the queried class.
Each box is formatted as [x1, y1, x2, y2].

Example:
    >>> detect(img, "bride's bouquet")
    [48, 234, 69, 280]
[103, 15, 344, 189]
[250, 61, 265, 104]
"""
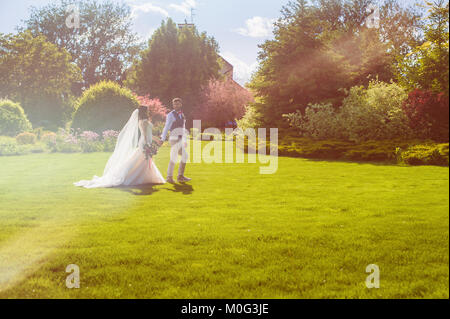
[143, 142, 159, 161]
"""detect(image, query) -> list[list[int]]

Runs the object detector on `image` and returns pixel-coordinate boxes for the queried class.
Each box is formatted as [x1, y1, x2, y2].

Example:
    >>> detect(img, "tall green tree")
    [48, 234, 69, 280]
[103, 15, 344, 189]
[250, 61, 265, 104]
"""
[21, 0, 142, 91]
[125, 19, 221, 118]
[397, 0, 449, 95]
[0, 31, 81, 128]
[248, 0, 422, 127]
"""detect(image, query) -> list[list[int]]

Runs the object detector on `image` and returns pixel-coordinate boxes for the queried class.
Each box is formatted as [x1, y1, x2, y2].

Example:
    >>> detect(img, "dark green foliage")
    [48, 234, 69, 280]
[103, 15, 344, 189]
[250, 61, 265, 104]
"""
[247, 0, 421, 127]
[125, 19, 221, 118]
[399, 143, 449, 166]
[0, 136, 45, 156]
[22, 0, 141, 89]
[0, 31, 81, 129]
[402, 89, 449, 142]
[72, 81, 139, 133]
[241, 134, 449, 165]
[0, 100, 32, 136]
[396, 0, 449, 95]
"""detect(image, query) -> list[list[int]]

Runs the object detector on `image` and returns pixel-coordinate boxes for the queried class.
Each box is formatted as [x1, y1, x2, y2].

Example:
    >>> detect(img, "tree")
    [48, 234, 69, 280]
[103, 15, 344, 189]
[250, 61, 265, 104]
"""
[0, 31, 81, 128]
[72, 81, 139, 133]
[396, 0, 449, 95]
[125, 19, 221, 119]
[247, 0, 422, 127]
[21, 0, 142, 91]
[402, 89, 449, 141]
[193, 79, 254, 128]
[379, 0, 423, 56]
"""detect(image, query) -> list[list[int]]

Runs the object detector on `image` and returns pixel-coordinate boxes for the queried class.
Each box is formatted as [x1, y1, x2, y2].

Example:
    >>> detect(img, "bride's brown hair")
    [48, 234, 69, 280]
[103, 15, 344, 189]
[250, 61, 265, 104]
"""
[138, 106, 149, 120]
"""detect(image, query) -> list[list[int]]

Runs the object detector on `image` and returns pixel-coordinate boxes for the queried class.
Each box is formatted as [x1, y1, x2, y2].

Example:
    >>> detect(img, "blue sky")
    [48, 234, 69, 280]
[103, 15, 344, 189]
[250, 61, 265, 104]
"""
[0, 0, 421, 85]
[0, 0, 292, 85]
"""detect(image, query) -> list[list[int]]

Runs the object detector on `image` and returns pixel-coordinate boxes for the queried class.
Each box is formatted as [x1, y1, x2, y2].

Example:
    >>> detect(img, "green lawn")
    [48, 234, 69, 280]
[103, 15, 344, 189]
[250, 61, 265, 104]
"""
[0, 142, 448, 298]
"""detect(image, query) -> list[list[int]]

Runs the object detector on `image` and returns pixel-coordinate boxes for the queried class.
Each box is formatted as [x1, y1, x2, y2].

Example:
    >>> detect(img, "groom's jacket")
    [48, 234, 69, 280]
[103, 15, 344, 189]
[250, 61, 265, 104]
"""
[161, 110, 186, 141]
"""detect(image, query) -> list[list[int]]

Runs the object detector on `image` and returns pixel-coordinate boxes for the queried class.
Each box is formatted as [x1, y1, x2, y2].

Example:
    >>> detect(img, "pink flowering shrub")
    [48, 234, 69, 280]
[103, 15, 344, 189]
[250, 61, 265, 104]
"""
[102, 130, 120, 139]
[193, 79, 254, 128]
[136, 95, 169, 123]
[48, 128, 81, 153]
[45, 129, 120, 153]
[41, 132, 57, 147]
[79, 131, 99, 142]
[102, 130, 120, 152]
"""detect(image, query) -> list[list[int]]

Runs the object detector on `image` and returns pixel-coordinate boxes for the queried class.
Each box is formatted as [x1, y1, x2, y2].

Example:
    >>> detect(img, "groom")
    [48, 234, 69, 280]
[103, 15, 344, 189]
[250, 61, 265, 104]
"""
[160, 98, 191, 183]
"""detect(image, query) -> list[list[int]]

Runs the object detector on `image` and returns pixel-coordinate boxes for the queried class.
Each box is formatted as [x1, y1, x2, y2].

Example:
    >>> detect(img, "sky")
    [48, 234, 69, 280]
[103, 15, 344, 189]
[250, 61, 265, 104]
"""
[0, 0, 422, 85]
[0, 0, 293, 85]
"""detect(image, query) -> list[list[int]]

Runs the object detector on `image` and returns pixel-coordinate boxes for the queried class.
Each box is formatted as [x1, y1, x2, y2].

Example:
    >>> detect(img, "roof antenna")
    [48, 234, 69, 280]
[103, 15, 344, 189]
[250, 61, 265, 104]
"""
[190, 8, 196, 24]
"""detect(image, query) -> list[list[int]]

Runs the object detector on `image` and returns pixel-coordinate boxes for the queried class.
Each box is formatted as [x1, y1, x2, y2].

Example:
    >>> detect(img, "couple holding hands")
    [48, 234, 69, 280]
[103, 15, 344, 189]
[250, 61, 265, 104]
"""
[75, 98, 191, 189]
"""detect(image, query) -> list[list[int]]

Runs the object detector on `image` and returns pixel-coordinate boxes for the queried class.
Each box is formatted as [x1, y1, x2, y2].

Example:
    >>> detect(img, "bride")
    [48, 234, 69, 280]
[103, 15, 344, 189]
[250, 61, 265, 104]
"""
[74, 106, 166, 188]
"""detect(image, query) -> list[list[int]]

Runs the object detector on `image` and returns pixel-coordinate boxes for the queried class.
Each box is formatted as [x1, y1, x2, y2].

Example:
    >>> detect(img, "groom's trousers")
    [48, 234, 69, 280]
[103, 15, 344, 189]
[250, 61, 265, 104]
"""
[167, 137, 189, 178]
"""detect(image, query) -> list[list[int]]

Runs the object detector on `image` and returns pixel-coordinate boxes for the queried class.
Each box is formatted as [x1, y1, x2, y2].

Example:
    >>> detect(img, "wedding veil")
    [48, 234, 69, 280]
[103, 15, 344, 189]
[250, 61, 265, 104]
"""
[74, 109, 139, 188]
[103, 109, 139, 176]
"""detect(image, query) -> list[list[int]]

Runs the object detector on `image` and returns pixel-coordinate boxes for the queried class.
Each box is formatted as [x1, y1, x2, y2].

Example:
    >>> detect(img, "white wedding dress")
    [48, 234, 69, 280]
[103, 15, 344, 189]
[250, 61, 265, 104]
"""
[74, 109, 165, 188]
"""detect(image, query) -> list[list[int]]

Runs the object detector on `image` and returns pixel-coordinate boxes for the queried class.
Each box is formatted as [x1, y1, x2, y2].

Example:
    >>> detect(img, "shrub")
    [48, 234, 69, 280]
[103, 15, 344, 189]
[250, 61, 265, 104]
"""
[236, 101, 264, 131]
[136, 95, 168, 123]
[284, 81, 413, 142]
[0, 99, 32, 136]
[238, 134, 448, 165]
[152, 122, 165, 139]
[402, 89, 449, 142]
[283, 103, 346, 140]
[47, 128, 81, 153]
[102, 130, 119, 152]
[398, 143, 449, 166]
[72, 81, 139, 133]
[78, 131, 103, 153]
[0, 141, 23, 156]
[45, 129, 121, 153]
[276, 138, 404, 162]
[340, 82, 412, 142]
[194, 79, 253, 128]
[0, 139, 45, 156]
[41, 132, 57, 147]
[16, 132, 37, 145]
[33, 127, 45, 140]
[23, 94, 76, 131]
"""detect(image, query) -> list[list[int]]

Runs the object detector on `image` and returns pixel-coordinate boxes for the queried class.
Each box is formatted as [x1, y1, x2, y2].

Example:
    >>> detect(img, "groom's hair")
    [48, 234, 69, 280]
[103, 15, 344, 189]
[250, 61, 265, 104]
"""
[172, 98, 182, 104]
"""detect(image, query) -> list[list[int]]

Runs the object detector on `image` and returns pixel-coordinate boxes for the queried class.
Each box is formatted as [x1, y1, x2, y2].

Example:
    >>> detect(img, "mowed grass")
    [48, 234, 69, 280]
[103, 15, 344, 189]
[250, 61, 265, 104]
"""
[0, 141, 448, 299]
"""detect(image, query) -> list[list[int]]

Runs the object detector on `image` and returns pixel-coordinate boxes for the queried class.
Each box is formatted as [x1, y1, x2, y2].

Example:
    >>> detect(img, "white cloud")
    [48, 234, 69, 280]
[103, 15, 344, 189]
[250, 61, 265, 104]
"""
[169, 0, 197, 15]
[221, 51, 258, 86]
[129, 2, 169, 18]
[234, 16, 276, 38]
[137, 27, 157, 42]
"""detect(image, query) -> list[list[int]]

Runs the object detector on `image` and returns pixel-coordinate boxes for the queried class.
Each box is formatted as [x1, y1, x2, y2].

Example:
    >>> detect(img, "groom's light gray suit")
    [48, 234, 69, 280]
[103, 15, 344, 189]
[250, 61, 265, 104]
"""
[160, 110, 189, 178]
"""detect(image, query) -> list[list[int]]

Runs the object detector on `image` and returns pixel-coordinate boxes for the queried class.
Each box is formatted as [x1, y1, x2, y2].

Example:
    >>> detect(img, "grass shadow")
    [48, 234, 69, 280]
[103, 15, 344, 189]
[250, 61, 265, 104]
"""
[116, 183, 163, 196]
[166, 182, 194, 195]
[116, 182, 194, 196]
[301, 157, 402, 167]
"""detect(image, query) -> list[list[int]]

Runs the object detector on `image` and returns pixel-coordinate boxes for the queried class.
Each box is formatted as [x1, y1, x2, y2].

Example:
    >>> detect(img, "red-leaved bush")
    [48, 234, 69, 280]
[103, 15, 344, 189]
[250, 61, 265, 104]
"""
[192, 79, 254, 128]
[402, 89, 449, 141]
[136, 95, 169, 122]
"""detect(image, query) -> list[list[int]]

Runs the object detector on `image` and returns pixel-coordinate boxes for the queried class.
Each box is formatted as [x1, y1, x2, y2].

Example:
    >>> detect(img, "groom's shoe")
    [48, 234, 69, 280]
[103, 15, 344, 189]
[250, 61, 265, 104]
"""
[166, 176, 176, 184]
[177, 175, 192, 183]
